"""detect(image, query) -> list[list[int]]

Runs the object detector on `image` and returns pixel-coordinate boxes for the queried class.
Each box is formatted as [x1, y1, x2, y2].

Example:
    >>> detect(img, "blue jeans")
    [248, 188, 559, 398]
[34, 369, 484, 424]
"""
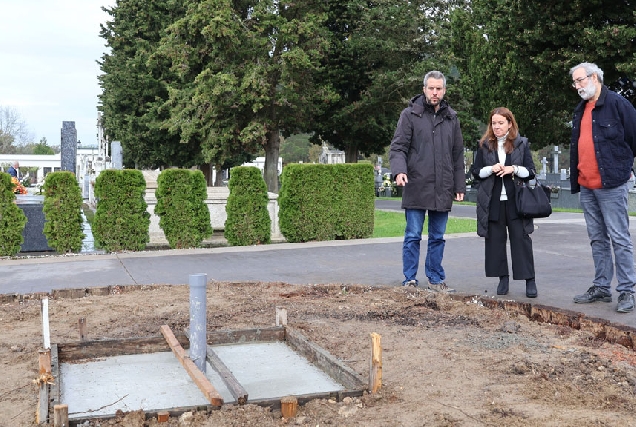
[402, 209, 448, 285]
[580, 183, 636, 293]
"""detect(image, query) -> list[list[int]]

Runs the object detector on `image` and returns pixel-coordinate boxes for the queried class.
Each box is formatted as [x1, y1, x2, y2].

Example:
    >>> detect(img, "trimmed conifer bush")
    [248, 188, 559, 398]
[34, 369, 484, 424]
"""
[93, 169, 150, 252]
[278, 163, 333, 242]
[155, 169, 212, 248]
[42, 171, 85, 253]
[224, 166, 271, 246]
[332, 163, 375, 239]
[279, 163, 374, 242]
[0, 172, 27, 256]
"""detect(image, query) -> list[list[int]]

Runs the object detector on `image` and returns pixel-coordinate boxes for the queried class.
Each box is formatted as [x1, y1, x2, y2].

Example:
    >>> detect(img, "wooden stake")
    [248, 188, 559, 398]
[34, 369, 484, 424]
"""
[53, 404, 68, 427]
[160, 325, 224, 406]
[78, 317, 86, 342]
[369, 332, 382, 393]
[157, 411, 169, 422]
[41, 297, 50, 349]
[280, 396, 298, 418]
[276, 307, 287, 326]
[39, 349, 51, 374]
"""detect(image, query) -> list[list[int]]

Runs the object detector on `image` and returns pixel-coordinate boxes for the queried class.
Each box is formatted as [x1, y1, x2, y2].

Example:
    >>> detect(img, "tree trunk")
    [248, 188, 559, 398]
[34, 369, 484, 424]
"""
[214, 163, 223, 186]
[264, 129, 281, 193]
[199, 162, 213, 186]
[344, 144, 359, 163]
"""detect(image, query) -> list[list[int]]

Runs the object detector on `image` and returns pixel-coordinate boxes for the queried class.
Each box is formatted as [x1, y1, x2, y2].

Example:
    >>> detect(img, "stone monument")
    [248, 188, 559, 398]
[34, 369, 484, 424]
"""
[539, 157, 548, 179]
[553, 145, 561, 174]
[16, 195, 53, 252]
[61, 121, 78, 173]
[111, 141, 123, 170]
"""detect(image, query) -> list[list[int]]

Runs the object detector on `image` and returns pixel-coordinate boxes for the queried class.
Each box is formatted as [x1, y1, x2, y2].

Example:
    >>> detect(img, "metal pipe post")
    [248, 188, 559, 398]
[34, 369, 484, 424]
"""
[189, 273, 207, 372]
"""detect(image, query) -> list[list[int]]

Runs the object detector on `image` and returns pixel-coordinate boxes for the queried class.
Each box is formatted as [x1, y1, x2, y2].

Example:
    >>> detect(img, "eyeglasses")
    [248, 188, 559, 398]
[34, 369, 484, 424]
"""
[571, 74, 592, 88]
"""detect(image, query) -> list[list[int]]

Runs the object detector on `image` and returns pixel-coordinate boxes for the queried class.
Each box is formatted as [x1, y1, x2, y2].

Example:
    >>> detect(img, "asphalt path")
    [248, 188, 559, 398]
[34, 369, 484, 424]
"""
[2, 199, 636, 328]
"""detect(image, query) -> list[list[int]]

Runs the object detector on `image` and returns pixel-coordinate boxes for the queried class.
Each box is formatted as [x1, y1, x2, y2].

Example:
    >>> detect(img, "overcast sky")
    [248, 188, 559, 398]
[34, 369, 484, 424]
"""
[0, 0, 115, 148]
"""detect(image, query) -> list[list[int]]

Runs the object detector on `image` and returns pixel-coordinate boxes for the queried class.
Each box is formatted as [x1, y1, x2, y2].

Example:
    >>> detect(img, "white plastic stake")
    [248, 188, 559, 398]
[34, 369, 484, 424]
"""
[41, 297, 50, 350]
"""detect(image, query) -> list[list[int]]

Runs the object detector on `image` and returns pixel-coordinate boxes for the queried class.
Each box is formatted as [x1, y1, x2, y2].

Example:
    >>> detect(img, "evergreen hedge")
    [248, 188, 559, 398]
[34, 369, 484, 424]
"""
[155, 169, 212, 248]
[0, 172, 27, 256]
[93, 169, 150, 252]
[42, 171, 85, 253]
[278, 163, 374, 243]
[224, 166, 271, 246]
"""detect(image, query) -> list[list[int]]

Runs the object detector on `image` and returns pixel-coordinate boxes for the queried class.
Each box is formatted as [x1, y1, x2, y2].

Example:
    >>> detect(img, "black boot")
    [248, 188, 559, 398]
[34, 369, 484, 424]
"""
[497, 275, 509, 295]
[526, 278, 537, 298]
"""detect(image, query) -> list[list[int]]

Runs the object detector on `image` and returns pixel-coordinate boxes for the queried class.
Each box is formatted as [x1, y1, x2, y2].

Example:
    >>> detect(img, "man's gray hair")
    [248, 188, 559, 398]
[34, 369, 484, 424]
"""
[423, 71, 446, 88]
[569, 62, 604, 84]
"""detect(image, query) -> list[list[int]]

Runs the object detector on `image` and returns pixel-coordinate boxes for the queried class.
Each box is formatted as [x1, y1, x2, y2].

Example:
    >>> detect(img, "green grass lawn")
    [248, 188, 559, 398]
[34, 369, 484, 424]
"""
[383, 197, 588, 213]
[373, 210, 477, 238]
[373, 198, 594, 238]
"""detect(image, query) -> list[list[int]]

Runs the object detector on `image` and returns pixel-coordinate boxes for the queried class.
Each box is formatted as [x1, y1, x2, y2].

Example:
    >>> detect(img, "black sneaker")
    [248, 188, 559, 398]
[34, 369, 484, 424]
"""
[573, 286, 612, 304]
[617, 292, 635, 313]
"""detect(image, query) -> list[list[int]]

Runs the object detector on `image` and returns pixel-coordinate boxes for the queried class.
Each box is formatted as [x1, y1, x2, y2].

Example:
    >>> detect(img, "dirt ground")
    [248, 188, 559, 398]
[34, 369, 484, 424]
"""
[3, 281, 636, 427]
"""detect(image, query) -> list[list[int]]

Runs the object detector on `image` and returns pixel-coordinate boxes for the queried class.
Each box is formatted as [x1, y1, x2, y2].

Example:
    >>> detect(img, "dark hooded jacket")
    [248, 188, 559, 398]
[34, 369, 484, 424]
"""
[472, 135, 536, 238]
[389, 94, 466, 211]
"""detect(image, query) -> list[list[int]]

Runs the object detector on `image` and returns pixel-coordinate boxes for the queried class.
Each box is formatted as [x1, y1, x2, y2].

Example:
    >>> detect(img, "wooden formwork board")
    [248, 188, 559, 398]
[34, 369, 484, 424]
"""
[206, 346, 249, 405]
[49, 326, 366, 425]
[285, 327, 365, 391]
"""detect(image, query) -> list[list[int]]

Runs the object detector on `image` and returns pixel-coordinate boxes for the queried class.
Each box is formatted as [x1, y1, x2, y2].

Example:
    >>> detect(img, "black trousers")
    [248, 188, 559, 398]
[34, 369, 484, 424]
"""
[485, 201, 535, 280]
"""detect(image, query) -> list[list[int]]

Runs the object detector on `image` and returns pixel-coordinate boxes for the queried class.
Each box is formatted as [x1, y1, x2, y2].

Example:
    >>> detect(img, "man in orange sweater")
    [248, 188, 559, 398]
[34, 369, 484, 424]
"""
[569, 62, 636, 313]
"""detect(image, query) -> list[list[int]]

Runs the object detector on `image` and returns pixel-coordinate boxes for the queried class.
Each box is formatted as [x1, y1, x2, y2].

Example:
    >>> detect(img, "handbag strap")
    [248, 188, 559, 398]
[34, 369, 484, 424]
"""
[513, 174, 547, 189]
[512, 174, 528, 188]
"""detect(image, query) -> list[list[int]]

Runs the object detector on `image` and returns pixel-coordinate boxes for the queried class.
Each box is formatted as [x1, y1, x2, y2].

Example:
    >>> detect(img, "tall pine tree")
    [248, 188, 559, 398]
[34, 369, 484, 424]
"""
[155, 0, 337, 192]
[453, 0, 636, 149]
[99, 0, 199, 169]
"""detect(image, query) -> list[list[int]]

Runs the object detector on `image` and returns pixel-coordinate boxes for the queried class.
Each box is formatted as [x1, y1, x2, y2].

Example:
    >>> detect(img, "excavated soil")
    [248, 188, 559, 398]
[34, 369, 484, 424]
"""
[2, 282, 636, 426]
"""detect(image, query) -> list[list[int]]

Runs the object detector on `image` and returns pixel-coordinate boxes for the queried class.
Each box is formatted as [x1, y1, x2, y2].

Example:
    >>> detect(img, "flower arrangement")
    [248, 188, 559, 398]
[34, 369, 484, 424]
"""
[378, 173, 397, 196]
[11, 177, 27, 195]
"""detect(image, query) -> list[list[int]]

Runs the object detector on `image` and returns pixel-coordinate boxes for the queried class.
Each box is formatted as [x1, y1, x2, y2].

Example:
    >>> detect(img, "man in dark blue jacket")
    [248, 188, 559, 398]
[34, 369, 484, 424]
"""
[7, 161, 19, 178]
[569, 62, 636, 313]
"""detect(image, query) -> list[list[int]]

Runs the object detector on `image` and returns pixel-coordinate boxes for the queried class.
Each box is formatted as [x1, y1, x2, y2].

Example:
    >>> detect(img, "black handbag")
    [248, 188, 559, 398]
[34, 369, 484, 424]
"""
[514, 177, 552, 218]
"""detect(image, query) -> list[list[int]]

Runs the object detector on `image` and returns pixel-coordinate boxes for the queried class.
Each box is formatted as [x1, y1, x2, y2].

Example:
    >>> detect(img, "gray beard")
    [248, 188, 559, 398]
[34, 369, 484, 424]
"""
[578, 82, 596, 100]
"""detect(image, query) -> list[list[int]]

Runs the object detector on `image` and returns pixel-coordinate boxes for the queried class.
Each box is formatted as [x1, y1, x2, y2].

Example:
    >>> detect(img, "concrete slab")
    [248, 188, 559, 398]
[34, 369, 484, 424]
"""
[61, 352, 232, 420]
[211, 342, 344, 400]
[61, 342, 345, 420]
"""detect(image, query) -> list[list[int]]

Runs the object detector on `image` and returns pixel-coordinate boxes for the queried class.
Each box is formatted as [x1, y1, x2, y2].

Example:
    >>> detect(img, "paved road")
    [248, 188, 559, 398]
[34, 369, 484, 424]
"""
[2, 200, 636, 329]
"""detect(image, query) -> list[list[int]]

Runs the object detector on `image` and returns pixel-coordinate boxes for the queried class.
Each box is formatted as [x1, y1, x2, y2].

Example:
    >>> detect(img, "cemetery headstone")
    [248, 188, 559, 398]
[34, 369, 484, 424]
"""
[111, 141, 123, 169]
[61, 121, 77, 173]
[16, 195, 53, 252]
[539, 157, 548, 179]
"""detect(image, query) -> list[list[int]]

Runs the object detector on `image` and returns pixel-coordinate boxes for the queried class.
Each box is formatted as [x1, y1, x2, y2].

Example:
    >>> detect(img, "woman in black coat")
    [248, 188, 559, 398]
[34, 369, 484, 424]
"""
[472, 107, 538, 298]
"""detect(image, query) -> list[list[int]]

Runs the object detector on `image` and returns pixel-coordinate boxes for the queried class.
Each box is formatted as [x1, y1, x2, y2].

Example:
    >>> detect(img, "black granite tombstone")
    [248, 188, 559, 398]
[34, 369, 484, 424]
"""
[61, 121, 77, 173]
[15, 195, 53, 252]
